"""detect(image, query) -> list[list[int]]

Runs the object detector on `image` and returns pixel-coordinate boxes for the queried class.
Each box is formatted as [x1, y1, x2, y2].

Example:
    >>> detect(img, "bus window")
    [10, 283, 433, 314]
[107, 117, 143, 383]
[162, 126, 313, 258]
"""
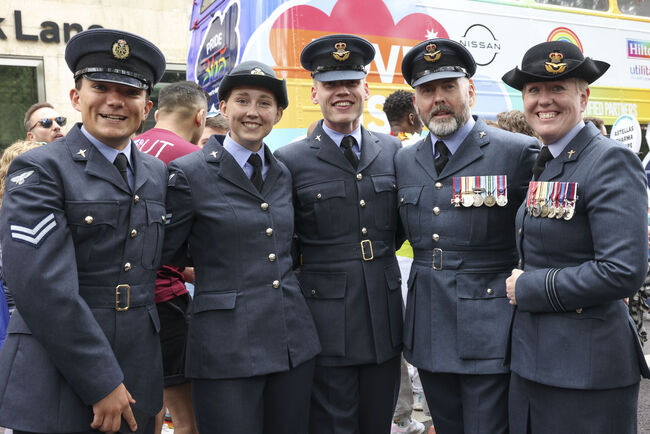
[618, 0, 650, 17]
[200, 0, 219, 14]
[533, 0, 609, 11]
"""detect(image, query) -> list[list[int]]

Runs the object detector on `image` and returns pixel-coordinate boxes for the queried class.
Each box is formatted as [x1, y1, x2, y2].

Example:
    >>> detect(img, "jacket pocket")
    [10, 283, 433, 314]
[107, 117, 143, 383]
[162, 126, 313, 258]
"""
[456, 270, 512, 359]
[142, 200, 166, 270]
[299, 271, 347, 356]
[384, 262, 404, 348]
[296, 180, 349, 238]
[371, 175, 398, 230]
[65, 201, 119, 267]
[398, 186, 423, 243]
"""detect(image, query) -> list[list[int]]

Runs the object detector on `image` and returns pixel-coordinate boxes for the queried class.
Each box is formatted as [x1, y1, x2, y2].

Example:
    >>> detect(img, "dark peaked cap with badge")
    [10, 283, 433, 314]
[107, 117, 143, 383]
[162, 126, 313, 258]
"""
[502, 40, 609, 91]
[65, 28, 166, 92]
[218, 60, 289, 109]
[300, 34, 375, 82]
[401, 38, 476, 88]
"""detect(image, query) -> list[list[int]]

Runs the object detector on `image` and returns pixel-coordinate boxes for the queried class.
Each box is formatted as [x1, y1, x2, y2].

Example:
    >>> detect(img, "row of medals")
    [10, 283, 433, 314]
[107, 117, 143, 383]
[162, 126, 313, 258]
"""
[526, 181, 578, 220]
[452, 188, 508, 207]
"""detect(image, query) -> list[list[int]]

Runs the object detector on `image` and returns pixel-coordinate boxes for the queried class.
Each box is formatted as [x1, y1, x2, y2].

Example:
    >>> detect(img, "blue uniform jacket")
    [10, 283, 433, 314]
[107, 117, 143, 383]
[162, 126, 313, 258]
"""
[512, 122, 650, 389]
[0, 125, 166, 432]
[162, 137, 321, 379]
[395, 118, 539, 374]
[274, 122, 403, 366]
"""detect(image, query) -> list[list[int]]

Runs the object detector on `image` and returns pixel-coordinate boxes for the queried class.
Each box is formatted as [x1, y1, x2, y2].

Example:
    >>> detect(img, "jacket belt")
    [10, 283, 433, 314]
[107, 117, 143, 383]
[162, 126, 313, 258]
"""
[79, 284, 154, 310]
[412, 248, 517, 271]
[301, 240, 393, 263]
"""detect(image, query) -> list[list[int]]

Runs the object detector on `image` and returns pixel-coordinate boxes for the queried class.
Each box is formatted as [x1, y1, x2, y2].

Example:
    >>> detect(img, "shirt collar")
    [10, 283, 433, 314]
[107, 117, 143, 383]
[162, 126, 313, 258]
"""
[321, 123, 363, 150]
[80, 125, 133, 166]
[430, 116, 475, 156]
[546, 121, 585, 158]
[223, 133, 266, 170]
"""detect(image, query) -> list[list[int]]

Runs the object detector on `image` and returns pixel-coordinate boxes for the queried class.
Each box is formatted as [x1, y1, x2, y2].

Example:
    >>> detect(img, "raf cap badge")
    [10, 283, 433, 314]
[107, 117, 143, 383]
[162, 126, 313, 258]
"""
[424, 43, 442, 63]
[251, 67, 265, 75]
[333, 42, 350, 62]
[112, 39, 130, 60]
[545, 51, 566, 75]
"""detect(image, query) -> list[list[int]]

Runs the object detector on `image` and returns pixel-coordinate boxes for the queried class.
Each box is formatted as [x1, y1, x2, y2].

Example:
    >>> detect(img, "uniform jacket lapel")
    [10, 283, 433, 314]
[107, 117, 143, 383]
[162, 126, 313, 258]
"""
[540, 123, 598, 181]
[357, 127, 381, 172]
[132, 145, 150, 193]
[261, 145, 282, 196]
[313, 123, 357, 174]
[440, 119, 490, 178]
[415, 134, 438, 182]
[203, 137, 263, 198]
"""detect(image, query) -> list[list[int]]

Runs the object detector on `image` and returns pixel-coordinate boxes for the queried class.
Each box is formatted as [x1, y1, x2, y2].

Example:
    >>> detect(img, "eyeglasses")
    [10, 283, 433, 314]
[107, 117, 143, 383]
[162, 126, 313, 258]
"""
[29, 116, 67, 131]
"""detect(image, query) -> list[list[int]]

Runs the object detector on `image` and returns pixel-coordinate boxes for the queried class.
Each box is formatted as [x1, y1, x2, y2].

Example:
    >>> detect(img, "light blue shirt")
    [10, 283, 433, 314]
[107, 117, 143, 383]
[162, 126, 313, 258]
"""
[322, 123, 362, 159]
[80, 126, 134, 189]
[223, 133, 268, 180]
[546, 121, 585, 158]
[431, 116, 476, 159]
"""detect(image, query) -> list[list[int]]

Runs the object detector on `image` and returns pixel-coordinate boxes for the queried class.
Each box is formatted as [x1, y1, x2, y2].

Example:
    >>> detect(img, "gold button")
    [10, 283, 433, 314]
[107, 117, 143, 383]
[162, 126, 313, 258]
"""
[576, 308, 583, 314]
[432, 234, 440, 242]
[398, 277, 402, 284]
[433, 207, 440, 215]
[400, 197, 404, 203]
[356, 173, 363, 181]
[84, 216, 94, 224]
[261, 203, 269, 211]
[316, 193, 322, 199]
[134, 195, 140, 203]
[124, 262, 132, 271]
[268, 253, 276, 262]
[487, 288, 494, 295]
[265, 228, 273, 236]
[435, 182, 443, 190]
[361, 227, 368, 235]
[393, 183, 397, 190]
[359, 200, 366, 207]
[161, 215, 166, 222]
[311, 289, 317, 296]
[518, 259, 523, 268]
[272, 280, 280, 289]
[130, 229, 137, 238]
[518, 228, 522, 235]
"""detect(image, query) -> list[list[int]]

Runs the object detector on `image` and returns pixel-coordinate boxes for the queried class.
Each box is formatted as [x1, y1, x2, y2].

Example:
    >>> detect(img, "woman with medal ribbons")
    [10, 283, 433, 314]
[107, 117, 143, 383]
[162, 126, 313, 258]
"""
[503, 41, 650, 433]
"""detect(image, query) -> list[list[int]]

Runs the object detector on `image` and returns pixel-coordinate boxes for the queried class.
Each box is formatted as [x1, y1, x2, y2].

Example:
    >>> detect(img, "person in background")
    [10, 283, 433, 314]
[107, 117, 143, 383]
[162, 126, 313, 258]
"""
[198, 110, 229, 147]
[24, 102, 67, 143]
[497, 110, 541, 141]
[503, 40, 650, 433]
[135, 80, 207, 434]
[583, 116, 607, 136]
[383, 89, 424, 145]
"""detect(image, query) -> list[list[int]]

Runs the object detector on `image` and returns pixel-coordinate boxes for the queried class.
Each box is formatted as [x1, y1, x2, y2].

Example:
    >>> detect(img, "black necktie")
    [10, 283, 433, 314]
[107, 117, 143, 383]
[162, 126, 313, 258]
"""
[341, 135, 359, 170]
[114, 153, 129, 184]
[434, 140, 449, 175]
[248, 153, 264, 192]
[532, 146, 553, 180]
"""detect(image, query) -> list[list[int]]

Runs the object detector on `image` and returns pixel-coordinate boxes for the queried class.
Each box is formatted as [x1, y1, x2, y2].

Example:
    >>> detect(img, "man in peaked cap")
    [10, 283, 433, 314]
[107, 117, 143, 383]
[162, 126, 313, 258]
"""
[274, 34, 404, 434]
[394, 38, 538, 433]
[503, 41, 649, 434]
[0, 28, 167, 434]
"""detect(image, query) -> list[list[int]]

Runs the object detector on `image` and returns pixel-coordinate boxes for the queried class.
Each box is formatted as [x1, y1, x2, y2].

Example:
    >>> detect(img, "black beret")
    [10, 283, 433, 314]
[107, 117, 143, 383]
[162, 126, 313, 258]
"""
[301, 34, 375, 82]
[502, 41, 609, 91]
[402, 39, 476, 88]
[218, 61, 289, 109]
[65, 28, 166, 91]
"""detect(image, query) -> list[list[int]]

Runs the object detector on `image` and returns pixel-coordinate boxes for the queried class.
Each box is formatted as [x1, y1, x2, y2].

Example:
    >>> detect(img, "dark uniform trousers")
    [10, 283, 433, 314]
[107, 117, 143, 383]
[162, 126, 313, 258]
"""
[394, 118, 539, 434]
[0, 125, 167, 433]
[511, 123, 650, 434]
[162, 137, 321, 434]
[275, 122, 403, 434]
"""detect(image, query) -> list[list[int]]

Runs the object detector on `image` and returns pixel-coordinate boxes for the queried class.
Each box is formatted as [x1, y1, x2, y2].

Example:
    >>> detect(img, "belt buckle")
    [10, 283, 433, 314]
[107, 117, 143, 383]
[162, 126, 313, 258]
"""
[433, 248, 443, 270]
[115, 284, 130, 311]
[360, 239, 374, 261]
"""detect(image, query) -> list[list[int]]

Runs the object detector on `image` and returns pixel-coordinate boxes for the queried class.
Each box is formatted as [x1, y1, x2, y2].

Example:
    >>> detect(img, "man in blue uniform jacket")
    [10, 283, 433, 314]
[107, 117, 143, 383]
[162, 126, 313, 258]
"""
[274, 34, 403, 434]
[395, 39, 539, 434]
[503, 40, 650, 434]
[0, 29, 167, 434]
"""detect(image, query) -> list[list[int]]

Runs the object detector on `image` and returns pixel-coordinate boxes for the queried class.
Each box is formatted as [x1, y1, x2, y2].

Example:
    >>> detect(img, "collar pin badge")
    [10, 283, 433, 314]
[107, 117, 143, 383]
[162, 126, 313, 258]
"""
[315, 135, 321, 141]
[423, 43, 442, 62]
[77, 149, 87, 158]
[112, 39, 130, 60]
[567, 149, 575, 159]
[333, 42, 350, 62]
[210, 151, 218, 158]
[479, 131, 486, 138]
[545, 51, 566, 75]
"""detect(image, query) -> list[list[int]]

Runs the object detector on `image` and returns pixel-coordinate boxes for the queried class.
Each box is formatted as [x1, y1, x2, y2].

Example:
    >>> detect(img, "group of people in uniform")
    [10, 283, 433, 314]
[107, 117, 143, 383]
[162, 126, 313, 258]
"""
[0, 22, 647, 434]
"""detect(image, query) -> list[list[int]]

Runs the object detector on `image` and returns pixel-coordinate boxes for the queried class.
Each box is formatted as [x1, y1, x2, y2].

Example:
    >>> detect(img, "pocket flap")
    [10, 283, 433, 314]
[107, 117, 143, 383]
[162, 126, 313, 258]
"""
[296, 180, 346, 205]
[299, 271, 346, 299]
[384, 263, 402, 291]
[371, 175, 397, 193]
[398, 186, 423, 206]
[146, 200, 167, 225]
[65, 201, 119, 228]
[193, 291, 237, 312]
[456, 272, 508, 299]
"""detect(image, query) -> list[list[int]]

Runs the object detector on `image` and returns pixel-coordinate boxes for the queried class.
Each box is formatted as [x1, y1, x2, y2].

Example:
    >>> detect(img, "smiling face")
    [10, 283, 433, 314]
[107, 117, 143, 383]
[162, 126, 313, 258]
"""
[414, 77, 474, 138]
[26, 107, 67, 143]
[311, 79, 369, 134]
[522, 78, 589, 145]
[70, 78, 152, 150]
[219, 86, 283, 152]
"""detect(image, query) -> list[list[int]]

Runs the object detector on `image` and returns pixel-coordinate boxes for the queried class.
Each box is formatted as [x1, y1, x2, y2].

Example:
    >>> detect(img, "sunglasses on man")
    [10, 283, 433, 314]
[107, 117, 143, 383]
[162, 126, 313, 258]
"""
[29, 117, 67, 131]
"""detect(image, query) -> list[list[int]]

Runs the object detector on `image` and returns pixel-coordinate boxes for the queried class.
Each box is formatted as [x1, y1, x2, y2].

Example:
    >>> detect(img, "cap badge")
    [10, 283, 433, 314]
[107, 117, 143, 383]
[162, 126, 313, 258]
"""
[112, 39, 130, 60]
[332, 42, 350, 62]
[251, 67, 265, 76]
[544, 51, 566, 75]
[423, 43, 442, 63]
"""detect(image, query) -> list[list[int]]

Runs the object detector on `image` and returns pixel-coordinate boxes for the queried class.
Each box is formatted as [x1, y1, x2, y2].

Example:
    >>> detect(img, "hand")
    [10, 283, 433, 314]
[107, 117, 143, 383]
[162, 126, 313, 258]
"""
[91, 383, 137, 433]
[182, 266, 195, 284]
[506, 269, 524, 306]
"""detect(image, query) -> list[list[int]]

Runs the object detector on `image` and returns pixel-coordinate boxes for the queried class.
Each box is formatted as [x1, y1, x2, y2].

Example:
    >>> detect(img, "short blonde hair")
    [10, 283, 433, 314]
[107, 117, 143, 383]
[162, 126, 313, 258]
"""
[0, 140, 43, 207]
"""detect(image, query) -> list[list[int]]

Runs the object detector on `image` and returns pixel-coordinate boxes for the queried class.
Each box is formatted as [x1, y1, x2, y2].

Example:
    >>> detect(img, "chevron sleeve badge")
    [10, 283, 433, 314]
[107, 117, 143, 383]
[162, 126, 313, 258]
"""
[10, 213, 58, 247]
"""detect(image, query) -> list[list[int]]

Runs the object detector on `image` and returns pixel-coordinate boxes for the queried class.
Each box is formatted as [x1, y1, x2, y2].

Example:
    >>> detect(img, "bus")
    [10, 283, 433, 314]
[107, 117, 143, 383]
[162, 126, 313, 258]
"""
[187, 0, 650, 150]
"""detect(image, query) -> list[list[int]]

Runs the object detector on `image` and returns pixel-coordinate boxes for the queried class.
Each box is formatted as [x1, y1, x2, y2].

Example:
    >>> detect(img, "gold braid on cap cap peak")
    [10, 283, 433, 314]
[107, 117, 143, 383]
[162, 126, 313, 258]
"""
[73, 67, 151, 88]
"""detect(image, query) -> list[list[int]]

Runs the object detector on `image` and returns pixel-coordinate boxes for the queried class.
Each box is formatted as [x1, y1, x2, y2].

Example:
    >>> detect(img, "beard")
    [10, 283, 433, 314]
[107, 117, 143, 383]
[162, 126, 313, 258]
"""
[425, 102, 470, 138]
